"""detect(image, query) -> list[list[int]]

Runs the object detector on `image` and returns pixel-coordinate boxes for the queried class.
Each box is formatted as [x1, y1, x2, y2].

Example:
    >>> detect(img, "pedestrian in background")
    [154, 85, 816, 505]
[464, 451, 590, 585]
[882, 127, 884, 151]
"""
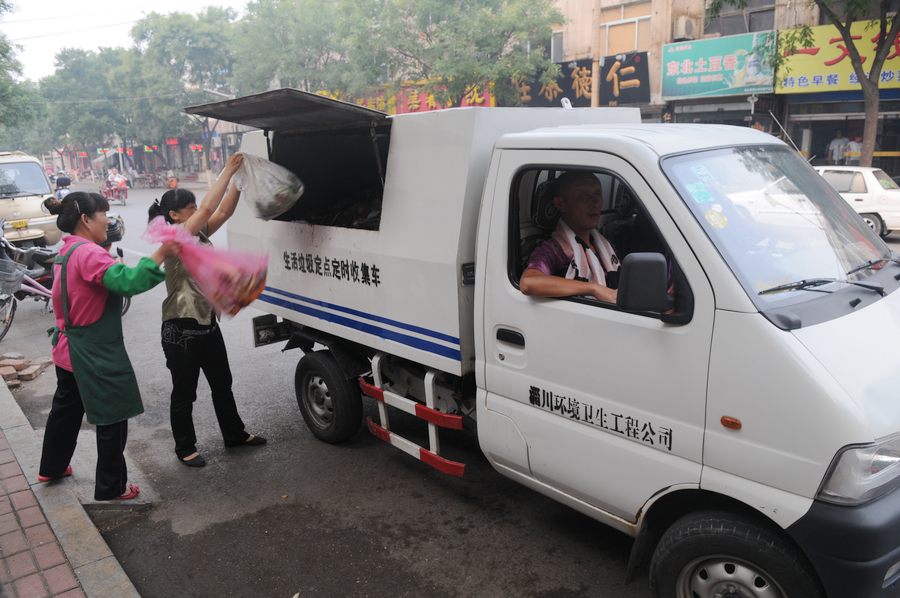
[38, 192, 179, 500]
[148, 153, 266, 468]
[845, 136, 862, 165]
[827, 130, 849, 165]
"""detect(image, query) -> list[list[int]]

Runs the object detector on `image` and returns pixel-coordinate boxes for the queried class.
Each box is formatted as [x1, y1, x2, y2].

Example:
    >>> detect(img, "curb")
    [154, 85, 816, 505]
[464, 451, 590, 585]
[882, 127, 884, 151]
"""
[0, 381, 140, 598]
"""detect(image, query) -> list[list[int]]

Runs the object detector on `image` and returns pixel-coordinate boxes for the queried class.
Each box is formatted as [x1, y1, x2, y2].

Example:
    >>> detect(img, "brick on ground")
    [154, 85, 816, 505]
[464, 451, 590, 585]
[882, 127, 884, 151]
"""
[0, 366, 17, 381]
[18, 365, 42, 381]
[0, 359, 28, 371]
[0, 352, 23, 360]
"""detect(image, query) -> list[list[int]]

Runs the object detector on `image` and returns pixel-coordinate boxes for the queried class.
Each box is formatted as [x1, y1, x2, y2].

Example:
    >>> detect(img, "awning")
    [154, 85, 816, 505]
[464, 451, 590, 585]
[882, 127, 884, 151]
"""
[184, 88, 389, 133]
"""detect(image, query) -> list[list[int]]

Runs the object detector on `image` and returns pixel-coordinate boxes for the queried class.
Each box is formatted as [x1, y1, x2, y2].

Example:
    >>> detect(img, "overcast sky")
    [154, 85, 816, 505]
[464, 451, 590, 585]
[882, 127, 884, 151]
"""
[0, 0, 248, 81]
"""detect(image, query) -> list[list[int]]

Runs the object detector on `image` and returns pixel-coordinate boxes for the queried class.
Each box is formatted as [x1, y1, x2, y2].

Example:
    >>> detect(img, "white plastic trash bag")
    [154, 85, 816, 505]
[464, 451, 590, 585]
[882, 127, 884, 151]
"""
[234, 154, 304, 220]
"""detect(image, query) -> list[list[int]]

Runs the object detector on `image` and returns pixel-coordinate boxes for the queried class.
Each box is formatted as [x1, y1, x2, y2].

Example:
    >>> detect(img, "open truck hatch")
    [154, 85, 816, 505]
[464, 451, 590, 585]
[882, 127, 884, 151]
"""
[184, 87, 389, 133]
[187, 88, 392, 229]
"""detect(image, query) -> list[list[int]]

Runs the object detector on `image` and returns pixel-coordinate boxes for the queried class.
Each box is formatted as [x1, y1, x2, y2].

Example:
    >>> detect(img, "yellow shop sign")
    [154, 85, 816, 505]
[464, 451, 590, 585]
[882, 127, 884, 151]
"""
[776, 19, 900, 94]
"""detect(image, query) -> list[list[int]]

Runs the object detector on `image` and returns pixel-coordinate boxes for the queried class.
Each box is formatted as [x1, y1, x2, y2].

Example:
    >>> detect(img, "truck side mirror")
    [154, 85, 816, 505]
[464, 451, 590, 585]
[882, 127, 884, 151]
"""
[616, 252, 670, 315]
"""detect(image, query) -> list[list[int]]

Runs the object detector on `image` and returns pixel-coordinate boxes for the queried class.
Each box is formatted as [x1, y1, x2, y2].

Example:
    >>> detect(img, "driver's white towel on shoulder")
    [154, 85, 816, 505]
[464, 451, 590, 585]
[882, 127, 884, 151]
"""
[552, 220, 619, 286]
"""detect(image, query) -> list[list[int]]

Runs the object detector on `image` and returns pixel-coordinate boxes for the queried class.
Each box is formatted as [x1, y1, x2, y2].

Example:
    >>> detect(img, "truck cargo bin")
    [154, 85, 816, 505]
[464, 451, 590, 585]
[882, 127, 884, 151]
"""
[184, 87, 389, 133]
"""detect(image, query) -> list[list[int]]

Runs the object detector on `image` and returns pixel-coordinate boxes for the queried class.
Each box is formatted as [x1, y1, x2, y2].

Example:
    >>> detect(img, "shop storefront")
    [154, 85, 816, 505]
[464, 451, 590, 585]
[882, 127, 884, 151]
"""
[778, 20, 900, 174]
[661, 31, 777, 130]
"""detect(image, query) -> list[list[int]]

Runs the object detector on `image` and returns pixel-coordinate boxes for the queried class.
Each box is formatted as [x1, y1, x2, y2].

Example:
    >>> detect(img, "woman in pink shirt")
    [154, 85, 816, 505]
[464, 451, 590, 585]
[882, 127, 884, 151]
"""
[37, 192, 179, 501]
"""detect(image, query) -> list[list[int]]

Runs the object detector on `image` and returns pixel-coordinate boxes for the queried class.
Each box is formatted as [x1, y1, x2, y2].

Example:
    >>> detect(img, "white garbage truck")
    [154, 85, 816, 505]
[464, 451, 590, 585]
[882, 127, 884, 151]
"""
[187, 89, 900, 598]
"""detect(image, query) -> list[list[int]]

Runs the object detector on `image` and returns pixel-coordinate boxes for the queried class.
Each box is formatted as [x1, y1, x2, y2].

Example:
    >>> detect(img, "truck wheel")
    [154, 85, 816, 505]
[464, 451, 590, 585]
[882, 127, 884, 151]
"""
[860, 213, 884, 236]
[295, 351, 362, 444]
[649, 510, 823, 598]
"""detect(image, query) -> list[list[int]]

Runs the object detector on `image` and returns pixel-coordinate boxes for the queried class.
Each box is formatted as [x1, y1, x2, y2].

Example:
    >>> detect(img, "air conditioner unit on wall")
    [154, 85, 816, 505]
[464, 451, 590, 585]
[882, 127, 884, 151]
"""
[673, 15, 699, 41]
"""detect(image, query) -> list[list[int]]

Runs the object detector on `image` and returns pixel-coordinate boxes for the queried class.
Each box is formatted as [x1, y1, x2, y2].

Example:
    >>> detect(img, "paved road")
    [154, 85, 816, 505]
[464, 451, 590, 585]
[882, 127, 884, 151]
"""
[5, 184, 649, 598]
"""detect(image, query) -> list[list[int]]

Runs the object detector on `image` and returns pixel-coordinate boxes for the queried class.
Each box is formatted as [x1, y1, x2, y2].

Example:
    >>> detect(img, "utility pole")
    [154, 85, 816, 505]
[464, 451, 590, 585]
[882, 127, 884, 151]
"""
[591, 0, 602, 108]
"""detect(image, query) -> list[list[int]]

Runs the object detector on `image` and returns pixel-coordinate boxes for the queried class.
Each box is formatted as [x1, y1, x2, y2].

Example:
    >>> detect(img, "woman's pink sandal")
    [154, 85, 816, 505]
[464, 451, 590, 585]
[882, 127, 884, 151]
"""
[112, 483, 140, 501]
[37, 465, 73, 483]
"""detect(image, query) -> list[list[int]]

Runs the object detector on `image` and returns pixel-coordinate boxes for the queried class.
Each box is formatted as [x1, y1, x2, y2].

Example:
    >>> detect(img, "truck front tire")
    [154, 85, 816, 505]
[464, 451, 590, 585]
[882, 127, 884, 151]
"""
[649, 510, 823, 598]
[295, 351, 362, 444]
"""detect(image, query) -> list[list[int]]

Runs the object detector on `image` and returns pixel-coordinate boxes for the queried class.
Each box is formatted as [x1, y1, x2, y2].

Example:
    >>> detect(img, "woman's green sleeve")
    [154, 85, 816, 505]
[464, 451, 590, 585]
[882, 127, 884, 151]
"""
[102, 258, 165, 296]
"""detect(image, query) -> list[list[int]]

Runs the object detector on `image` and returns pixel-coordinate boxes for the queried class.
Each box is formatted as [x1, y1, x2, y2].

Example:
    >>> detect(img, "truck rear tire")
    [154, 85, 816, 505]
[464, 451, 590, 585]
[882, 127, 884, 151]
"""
[649, 510, 823, 598]
[295, 351, 362, 444]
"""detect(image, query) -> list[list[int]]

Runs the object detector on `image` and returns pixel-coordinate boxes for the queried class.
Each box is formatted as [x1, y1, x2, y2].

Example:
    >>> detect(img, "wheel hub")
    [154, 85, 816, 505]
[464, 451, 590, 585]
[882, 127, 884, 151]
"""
[304, 375, 334, 428]
[679, 557, 784, 598]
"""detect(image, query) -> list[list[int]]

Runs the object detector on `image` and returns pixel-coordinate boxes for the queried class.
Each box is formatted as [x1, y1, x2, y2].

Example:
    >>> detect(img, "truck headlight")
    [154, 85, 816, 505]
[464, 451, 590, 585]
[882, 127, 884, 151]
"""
[818, 433, 900, 505]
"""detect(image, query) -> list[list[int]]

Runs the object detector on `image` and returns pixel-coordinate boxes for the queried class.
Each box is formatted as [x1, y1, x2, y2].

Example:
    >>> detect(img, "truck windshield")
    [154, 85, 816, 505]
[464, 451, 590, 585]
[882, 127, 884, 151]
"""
[662, 145, 888, 308]
[0, 162, 51, 198]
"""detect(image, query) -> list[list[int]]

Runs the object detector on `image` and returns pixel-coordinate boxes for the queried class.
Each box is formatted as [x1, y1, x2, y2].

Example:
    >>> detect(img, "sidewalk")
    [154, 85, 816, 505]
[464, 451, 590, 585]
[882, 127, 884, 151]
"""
[0, 429, 83, 598]
[0, 382, 139, 598]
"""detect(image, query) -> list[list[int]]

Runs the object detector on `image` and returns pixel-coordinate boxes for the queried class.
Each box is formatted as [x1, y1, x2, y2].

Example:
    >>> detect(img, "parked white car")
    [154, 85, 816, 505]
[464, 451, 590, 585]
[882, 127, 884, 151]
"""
[815, 166, 900, 237]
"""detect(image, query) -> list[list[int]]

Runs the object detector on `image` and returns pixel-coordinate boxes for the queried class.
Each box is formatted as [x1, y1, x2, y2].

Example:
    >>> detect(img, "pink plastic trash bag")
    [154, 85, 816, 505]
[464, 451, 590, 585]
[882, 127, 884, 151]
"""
[144, 217, 268, 316]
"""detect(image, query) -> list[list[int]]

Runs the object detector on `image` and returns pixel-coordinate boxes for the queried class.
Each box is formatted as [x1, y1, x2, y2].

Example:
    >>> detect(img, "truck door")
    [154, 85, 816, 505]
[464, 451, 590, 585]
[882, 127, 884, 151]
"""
[480, 150, 715, 521]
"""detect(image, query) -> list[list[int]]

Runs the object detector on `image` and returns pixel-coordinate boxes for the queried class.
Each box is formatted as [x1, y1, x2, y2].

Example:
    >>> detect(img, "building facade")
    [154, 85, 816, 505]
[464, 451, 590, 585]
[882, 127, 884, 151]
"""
[551, 1, 900, 170]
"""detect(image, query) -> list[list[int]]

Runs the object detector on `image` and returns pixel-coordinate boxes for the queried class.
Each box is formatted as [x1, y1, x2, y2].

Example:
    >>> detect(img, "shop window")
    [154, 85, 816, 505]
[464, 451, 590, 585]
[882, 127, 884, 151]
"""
[551, 31, 563, 63]
[598, 2, 651, 55]
[705, 0, 775, 36]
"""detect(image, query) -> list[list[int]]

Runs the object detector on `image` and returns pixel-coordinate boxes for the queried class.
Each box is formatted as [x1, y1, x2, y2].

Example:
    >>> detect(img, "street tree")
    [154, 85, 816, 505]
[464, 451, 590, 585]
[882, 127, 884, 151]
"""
[37, 48, 127, 168]
[111, 49, 198, 171]
[339, 0, 562, 106]
[231, 0, 344, 95]
[132, 10, 238, 172]
[0, 0, 32, 129]
[710, 0, 900, 166]
[132, 8, 237, 94]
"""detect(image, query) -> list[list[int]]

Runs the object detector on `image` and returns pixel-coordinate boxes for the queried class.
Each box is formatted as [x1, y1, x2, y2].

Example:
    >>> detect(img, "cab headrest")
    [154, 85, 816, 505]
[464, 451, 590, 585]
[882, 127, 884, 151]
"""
[532, 180, 560, 232]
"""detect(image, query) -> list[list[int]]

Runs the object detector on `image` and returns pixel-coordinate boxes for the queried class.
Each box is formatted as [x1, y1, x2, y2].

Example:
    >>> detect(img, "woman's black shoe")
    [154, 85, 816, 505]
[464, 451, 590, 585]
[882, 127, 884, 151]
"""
[179, 454, 207, 467]
[225, 434, 267, 448]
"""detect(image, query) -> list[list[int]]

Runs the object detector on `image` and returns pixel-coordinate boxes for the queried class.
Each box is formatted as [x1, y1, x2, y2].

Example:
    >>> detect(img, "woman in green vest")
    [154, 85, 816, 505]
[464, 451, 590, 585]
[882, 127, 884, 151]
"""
[38, 192, 179, 500]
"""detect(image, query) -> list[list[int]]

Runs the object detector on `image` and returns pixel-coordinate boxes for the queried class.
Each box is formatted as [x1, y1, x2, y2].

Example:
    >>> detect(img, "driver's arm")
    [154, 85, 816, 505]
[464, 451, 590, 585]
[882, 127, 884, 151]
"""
[520, 269, 617, 303]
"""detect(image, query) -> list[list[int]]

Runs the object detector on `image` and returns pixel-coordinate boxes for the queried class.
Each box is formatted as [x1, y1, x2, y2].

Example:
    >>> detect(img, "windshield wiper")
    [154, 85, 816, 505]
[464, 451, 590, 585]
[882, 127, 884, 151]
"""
[846, 256, 900, 276]
[759, 278, 837, 295]
[760, 277, 885, 296]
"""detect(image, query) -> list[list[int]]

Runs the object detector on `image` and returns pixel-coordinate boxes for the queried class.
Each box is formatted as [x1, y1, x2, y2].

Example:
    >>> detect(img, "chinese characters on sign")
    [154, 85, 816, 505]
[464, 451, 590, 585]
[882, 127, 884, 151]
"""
[316, 84, 495, 115]
[528, 385, 674, 451]
[600, 52, 650, 106]
[517, 56, 649, 108]
[777, 20, 900, 93]
[662, 31, 775, 99]
[282, 252, 382, 287]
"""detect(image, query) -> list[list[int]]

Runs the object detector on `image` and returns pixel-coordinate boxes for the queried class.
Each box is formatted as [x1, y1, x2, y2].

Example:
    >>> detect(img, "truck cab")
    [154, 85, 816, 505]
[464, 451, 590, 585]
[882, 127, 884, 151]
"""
[187, 89, 900, 597]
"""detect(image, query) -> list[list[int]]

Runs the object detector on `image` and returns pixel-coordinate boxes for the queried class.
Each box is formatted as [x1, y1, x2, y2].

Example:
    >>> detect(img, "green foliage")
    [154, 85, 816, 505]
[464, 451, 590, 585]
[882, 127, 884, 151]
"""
[132, 8, 237, 92]
[337, 0, 562, 105]
[231, 0, 343, 94]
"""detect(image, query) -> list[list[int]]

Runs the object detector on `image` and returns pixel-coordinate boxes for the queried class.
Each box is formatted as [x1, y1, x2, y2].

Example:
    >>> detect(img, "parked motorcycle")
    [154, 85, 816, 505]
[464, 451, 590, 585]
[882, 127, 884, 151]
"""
[0, 212, 130, 340]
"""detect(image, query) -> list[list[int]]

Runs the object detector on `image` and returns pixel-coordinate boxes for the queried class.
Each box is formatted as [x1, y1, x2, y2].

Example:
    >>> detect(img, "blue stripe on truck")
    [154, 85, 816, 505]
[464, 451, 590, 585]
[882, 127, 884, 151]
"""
[264, 286, 461, 345]
[258, 292, 463, 362]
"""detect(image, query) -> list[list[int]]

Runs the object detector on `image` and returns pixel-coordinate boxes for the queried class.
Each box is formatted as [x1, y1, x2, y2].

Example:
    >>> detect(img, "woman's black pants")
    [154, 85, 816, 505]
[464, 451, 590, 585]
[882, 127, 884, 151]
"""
[162, 319, 248, 459]
[39, 367, 128, 500]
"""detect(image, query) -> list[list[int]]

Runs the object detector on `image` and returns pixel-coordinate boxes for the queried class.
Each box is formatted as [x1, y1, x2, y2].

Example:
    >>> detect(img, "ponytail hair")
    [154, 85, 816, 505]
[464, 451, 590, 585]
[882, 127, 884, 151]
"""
[148, 188, 196, 224]
[43, 192, 109, 234]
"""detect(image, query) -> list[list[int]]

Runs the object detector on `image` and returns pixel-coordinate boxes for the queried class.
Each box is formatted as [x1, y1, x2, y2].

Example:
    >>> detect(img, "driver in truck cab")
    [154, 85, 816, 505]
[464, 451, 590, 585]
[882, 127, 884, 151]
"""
[519, 171, 620, 303]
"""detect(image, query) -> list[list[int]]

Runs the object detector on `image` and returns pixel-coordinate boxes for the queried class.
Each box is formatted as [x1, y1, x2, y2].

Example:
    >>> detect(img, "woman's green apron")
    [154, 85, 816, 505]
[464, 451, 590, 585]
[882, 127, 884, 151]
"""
[49, 242, 143, 425]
